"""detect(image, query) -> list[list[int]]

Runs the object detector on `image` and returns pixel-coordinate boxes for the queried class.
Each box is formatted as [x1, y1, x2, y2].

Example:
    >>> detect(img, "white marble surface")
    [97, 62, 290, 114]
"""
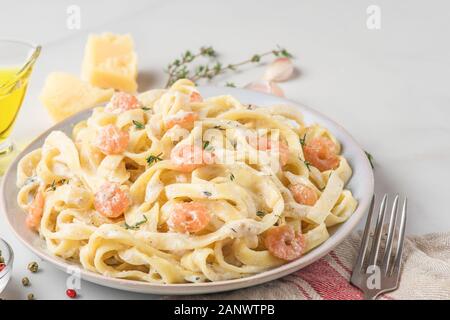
[1, 0, 449, 299]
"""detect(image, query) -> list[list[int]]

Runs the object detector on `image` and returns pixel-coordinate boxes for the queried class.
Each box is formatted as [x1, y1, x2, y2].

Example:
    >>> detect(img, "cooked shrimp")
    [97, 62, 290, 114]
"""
[95, 124, 129, 155]
[167, 202, 210, 233]
[303, 137, 340, 172]
[165, 111, 199, 130]
[94, 182, 130, 218]
[105, 92, 140, 114]
[264, 225, 305, 261]
[289, 183, 318, 206]
[250, 136, 289, 166]
[26, 187, 45, 230]
[189, 91, 203, 102]
[170, 144, 214, 172]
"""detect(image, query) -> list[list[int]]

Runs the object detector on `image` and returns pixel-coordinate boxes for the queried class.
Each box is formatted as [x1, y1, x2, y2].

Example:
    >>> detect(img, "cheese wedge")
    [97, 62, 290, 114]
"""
[82, 33, 138, 92]
[40, 72, 114, 122]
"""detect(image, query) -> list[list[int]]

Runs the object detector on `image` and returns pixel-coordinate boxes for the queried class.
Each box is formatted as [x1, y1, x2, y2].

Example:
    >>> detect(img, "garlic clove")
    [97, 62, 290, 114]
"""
[244, 81, 285, 97]
[268, 82, 285, 97]
[263, 57, 294, 82]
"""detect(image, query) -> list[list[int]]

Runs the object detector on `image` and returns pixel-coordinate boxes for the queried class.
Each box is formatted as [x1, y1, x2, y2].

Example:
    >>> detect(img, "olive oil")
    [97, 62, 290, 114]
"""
[0, 67, 28, 148]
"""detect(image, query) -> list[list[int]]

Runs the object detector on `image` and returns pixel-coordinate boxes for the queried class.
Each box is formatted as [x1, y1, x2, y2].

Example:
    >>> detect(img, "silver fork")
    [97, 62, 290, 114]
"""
[350, 194, 407, 300]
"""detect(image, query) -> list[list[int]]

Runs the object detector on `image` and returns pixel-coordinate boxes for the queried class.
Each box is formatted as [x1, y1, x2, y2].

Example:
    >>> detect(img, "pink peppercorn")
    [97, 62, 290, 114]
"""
[66, 289, 77, 298]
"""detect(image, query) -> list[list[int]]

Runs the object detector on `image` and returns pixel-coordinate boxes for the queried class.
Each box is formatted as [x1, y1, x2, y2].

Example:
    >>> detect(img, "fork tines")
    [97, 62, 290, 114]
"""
[351, 194, 407, 299]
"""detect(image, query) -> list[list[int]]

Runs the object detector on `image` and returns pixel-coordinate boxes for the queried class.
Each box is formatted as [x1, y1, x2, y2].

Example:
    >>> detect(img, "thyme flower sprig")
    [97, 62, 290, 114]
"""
[164, 45, 293, 87]
[165, 46, 216, 87]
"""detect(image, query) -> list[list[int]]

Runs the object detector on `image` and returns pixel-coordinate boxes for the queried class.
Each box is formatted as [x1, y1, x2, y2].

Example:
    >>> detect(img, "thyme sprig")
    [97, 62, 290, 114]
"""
[165, 46, 216, 87]
[256, 210, 266, 218]
[299, 133, 307, 147]
[133, 120, 145, 130]
[46, 179, 68, 192]
[124, 215, 148, 230]
[202, 140, 214, 151]
[203, 191, 212, 197]
[303, 160, 312, 171]
[165, 45, 293, 87]
[146, 153, 163, 165]
[365, 151, 375, 169]
[47, 180, 57, 192]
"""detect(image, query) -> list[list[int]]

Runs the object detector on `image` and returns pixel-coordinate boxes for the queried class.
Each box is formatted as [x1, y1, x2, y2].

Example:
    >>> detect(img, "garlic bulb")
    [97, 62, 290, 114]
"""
[244, 81, 285, 97]
[263, 57, 294, 82]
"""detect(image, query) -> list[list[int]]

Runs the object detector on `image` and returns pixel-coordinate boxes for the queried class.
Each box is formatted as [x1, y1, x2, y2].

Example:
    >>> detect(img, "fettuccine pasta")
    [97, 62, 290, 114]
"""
[16, 79, 357, 283]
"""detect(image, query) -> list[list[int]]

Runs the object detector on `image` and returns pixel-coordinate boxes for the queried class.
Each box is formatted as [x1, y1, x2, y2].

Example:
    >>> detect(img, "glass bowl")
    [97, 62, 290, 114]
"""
[0, 39, 41, 175]
[0, 238, 14, 293]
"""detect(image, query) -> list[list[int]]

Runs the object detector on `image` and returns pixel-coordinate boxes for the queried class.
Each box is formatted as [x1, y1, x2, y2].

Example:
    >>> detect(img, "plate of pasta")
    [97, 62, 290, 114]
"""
[1, 79, 373, 294]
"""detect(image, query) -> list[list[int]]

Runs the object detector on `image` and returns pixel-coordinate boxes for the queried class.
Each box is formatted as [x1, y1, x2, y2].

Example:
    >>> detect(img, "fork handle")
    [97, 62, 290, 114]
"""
[364, 292, 379, 300]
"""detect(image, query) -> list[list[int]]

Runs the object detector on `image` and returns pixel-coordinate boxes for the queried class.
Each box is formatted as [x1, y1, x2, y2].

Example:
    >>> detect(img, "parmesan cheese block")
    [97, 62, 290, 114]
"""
[40, 72, 114, 122]
[82, 33, 138, 92]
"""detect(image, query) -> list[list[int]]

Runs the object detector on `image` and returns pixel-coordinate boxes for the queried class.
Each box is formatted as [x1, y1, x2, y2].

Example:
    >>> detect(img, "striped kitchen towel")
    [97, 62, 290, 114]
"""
[168, 232, 450, 300]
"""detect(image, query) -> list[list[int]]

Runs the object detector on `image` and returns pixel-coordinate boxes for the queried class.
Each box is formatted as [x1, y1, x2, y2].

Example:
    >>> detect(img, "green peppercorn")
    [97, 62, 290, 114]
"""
[22, 277, 30, 286]
[28, 261, 39, 273]
[27, 293, 34, 300]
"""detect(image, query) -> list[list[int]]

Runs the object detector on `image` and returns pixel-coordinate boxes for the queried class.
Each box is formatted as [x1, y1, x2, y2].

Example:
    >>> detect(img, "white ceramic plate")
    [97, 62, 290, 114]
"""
[0, 86, 374, 295]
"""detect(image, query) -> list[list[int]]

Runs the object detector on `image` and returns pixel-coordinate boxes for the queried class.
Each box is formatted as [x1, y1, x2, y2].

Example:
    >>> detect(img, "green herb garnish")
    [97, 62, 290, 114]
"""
[133, 120, 145, 130]
[299, 133, 307, 147]
[46, 179, 69, 192]
[203, 140, 214, 151]
[256, 211, 266, 217]
[274, 45, 293, 58]
[203, 191, 212, 197]
[146, 153, 163, 165]
[164, 46, 293, 87]
[303, 160, 312, 171]
[124, 215, 148, 230]
[24, 176, 39, 186]
[365, 151, 375, 169]
[230, 173, 235, 181]
[141, 107, 151, 111]
[225, 82, 236, 88]
[46, 181, 56, 192]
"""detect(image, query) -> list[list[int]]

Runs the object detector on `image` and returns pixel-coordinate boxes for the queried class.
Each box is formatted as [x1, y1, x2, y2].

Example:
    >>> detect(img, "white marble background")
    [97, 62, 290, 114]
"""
[0, 0, 449, 299]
